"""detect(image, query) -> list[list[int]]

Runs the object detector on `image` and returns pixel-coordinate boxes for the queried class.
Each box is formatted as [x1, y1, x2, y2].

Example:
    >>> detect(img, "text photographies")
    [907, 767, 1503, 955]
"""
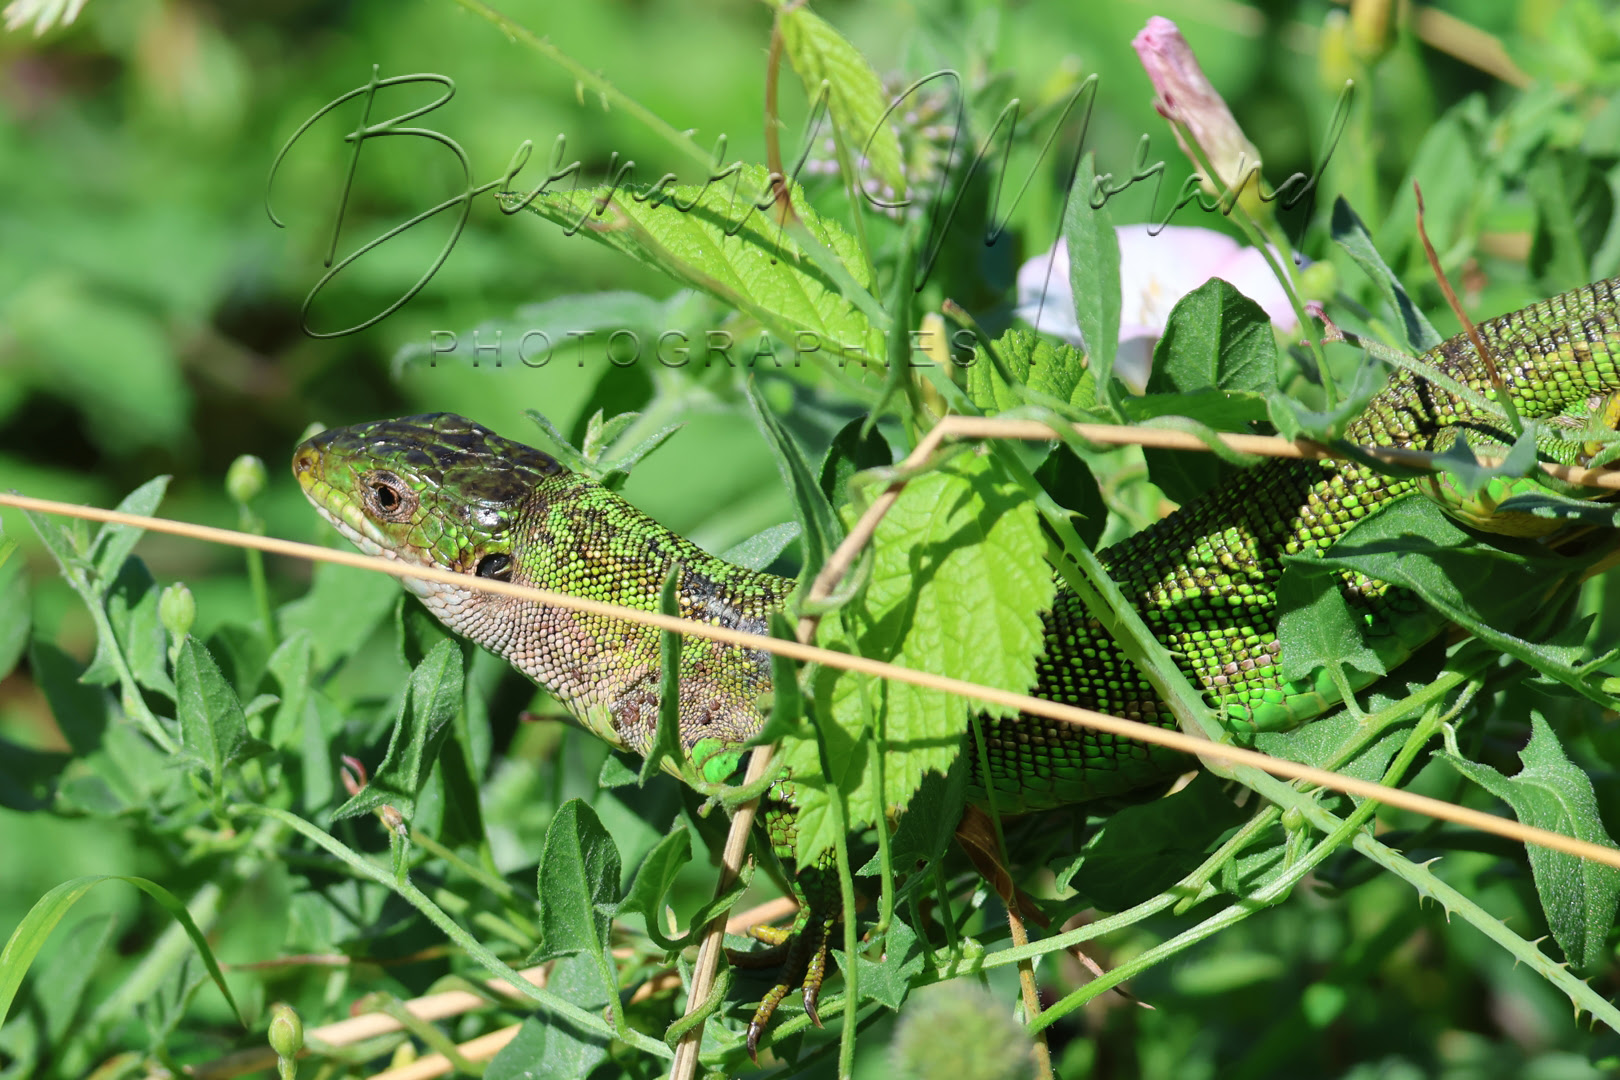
[266, 65, 1347, 350]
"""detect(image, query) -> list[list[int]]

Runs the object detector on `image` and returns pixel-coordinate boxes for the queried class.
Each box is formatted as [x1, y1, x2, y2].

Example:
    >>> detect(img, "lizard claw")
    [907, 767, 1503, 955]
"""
[742, 907, 834, 1060]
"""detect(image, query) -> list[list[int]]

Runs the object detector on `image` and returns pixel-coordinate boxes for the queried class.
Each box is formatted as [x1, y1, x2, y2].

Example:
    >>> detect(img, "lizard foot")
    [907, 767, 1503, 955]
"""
[743, 909, 833, 1061]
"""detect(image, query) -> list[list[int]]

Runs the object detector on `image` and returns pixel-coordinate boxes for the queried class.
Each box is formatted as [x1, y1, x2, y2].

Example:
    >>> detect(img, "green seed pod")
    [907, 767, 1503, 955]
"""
[227, 454, 268, 505]
[158, 583, 196, 642]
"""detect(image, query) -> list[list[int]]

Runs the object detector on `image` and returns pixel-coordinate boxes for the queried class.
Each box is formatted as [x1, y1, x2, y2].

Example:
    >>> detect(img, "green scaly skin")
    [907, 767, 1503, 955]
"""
[294, 276, 1620, 1055]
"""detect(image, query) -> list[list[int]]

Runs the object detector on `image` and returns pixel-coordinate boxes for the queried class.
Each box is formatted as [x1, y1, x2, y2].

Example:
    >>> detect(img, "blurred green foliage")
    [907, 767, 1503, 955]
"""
[5, 1, 1620, 1078]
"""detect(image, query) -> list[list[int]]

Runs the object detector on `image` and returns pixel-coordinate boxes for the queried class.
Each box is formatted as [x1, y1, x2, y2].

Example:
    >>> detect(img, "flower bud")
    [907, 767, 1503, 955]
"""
[227, 455, 267, 505]
[1348, 0, 1396, 64]
[159, 582, 196, 642]
[1132, 17, 1262, 206]
[269, 1002, 303, 1080]
[1296, 260, 1338, 306]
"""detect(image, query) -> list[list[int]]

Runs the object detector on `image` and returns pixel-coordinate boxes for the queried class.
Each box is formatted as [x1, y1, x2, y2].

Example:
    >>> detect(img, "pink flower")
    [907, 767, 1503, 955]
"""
[1133, 16, 1261, 199]
[1016, 225, 1298, 388]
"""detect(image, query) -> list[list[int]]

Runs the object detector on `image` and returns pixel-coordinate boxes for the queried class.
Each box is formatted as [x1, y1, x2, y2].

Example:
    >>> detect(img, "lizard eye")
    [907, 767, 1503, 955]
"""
[475, 553, 512, 581]
[363, 471, 416, 522]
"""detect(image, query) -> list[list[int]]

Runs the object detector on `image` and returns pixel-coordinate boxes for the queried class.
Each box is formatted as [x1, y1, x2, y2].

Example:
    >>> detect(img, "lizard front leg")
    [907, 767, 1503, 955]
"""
[731, 791, 841, 1059]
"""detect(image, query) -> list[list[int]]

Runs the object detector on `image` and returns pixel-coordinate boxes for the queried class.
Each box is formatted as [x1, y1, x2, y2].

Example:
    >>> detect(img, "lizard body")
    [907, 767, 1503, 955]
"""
[294, 275, 1620, 1049]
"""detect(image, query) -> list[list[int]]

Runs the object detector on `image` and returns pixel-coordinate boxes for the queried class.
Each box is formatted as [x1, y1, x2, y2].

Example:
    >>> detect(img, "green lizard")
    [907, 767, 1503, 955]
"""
[294, 276, 1620, 1053]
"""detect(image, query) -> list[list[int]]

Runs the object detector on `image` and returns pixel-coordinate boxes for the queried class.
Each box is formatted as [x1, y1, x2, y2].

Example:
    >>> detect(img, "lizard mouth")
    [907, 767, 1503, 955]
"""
[293, 441, 396, 563]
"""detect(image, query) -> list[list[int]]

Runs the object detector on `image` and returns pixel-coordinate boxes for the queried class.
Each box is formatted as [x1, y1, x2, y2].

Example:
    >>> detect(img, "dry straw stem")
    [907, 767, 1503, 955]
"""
[155, 899, 795, 1080]
[5, 480, 1619, 872]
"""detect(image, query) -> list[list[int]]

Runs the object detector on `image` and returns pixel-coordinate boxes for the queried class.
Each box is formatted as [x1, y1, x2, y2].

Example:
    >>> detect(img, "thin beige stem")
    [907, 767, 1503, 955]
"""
[6, 490, 1618, 872]
[796, 414, 1620, 652]
[1411, 5, 1532, 89]
[1006, 906, 1053, 1080]
[670, 744, 778, 1080]
[797, 419, 954, 645]
[170, 897, 794, 1080]
[367, 1024, 521, 1080]
[161, 966, 550, 1080]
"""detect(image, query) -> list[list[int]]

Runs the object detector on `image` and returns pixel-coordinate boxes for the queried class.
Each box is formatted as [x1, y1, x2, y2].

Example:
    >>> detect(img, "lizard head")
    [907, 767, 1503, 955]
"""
[292, 412, 564, 592]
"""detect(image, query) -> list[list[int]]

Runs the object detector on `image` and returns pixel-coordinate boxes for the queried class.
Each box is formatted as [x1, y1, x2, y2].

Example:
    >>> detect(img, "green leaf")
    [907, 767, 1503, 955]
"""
[1440, 714, 1620, 970]
[639, 568, 686, 785]
[778, 5, 906, 201]
[207, 624, 273, 702]
[790, 454, 1055, 863]
[96, 559, 174, 696]
[720, 521, 802, 571]
[1056, 772, 1247, 910]
[1427, 427, 1540, 495]
[0, 539, 29, 683]
[266, 631, 313, 750]
[1267, 358, 1384, 443]
[0, 875, 244, 1030]
[868, 753, 969, 880]
[597, 752, 640, 789]
[535, 800, 622, 959]
[1307, 497, 1571, 642]
[29, 640, 110, 758]
[820, 416, 894, 510]
[747, 378, 845, 588]
[503, 164, 883, 367]
[1121, 389, 1270, 428]
[1497, 489, 1620, 528]
[1530, 148, 1613, 294]
[1145, 278, 1280, 397]
[1330, 196, 1441, 353]
[1275, 562, 1390, 685]
[333, 638, 464, 824]
[33, 911, 116, 1047]
[176, 637, 267, 786]
[616, 825, 693, 950]
[844, 912, 926, 1011]
[397, 596, 453, 671]
[484, 1010, 609, 1080]
[1031, 446, 1107, 551]
[435, 718, 487, 852]
[92, 476, 170, 586]
[1306, 497, 1611, 707]
[1062, 153, 1121, 411]
[277, 561, 401, 671]
[532, 801, 623, 1016]
[966, 328, 1098, 415]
